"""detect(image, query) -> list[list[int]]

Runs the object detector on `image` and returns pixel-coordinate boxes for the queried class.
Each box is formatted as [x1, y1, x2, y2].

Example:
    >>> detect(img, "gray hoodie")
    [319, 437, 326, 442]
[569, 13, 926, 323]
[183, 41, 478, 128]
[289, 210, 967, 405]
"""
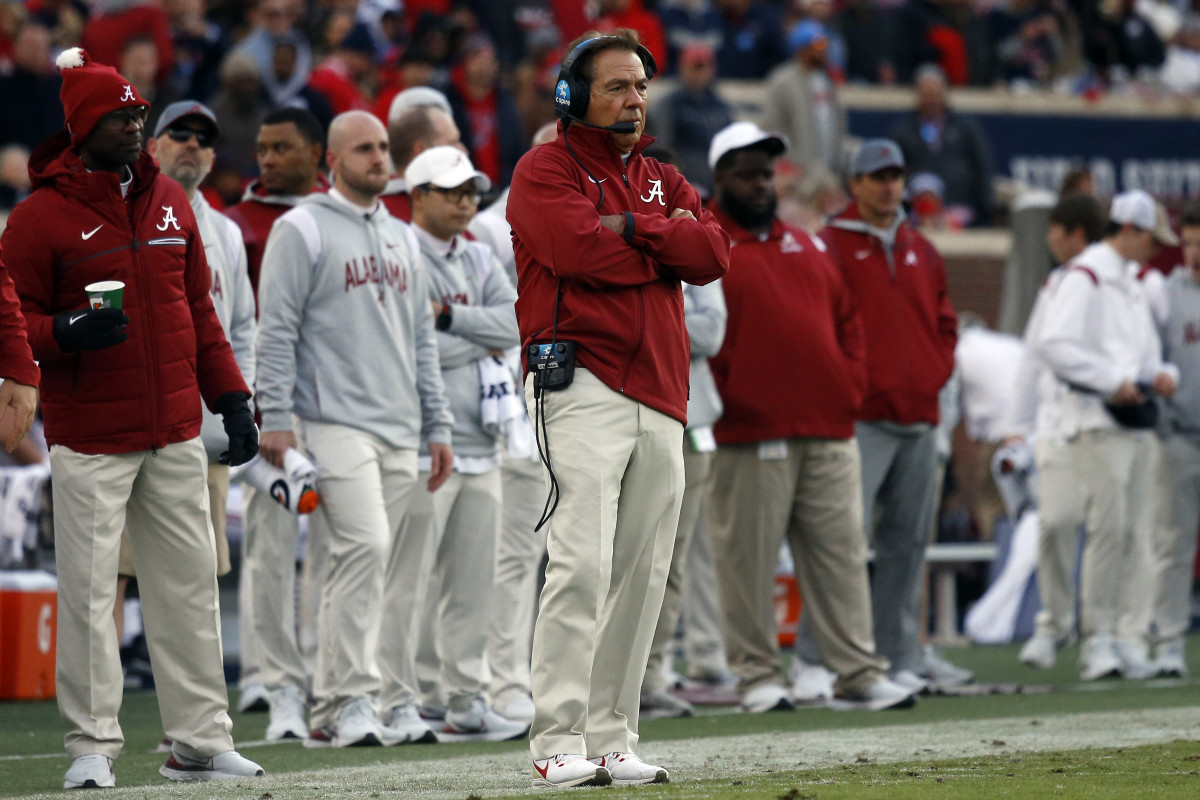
[1161, 267, 1200, 436]
[255, 191, 452, 449]
[412, 225, 519, 458]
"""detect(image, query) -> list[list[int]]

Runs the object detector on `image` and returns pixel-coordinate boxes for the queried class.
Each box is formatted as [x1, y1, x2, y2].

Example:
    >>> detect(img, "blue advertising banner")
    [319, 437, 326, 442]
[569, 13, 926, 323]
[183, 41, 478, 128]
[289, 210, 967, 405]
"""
[848, 109, 1200, 199]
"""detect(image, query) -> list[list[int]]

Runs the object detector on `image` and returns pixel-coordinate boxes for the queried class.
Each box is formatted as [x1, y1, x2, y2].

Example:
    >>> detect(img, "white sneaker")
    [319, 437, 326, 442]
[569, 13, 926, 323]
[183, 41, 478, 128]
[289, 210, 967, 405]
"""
[827, 677, 917, 711]
[888, 668, 930, 694]
[441, 697, 529, 742]
[382, 702, 438, 744]
[237, 682, 270, 713]
[590, 752, 668, 785]
[266, 685, 308, 741]
[64, 754, 115, 789]
[532, 754, 612, 788]
[788, 659, 834, 705]
[1019, 633, 1057, 669]
[333, 696, 384, 747]
[494, 694, 536, 725]
[1080, 635, 1122, 681]
[640, 689, 694, 719]
[920, 645, 974, 687]
[1115, 639, 1155, 680]
[739, 683, 794, 713]
[159, 748, 264, 781]
[1154, 640, 1189, 677]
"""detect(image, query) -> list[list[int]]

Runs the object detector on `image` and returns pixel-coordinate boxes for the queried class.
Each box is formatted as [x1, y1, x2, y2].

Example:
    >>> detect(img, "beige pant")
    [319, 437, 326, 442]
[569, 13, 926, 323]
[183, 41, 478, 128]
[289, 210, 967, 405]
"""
[1032, 438, 1086, 640]
[1154, 433, 1200, 645]
[52, 439, 234, 760]
[643, 444, 713, 694]
[525, 370, 684, 759]
[710, 438, 886, 698]
[117, 464, 232, 577]
[486, 454, 547, 707]
[298, 420, 419, 727]
[1068, 429, 1156, 643]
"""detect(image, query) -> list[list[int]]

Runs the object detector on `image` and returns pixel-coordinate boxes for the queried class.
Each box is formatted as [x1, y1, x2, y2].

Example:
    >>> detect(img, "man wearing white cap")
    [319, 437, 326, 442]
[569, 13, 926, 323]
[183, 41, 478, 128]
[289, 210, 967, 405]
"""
[256, 110, 454, 746]
[377, 145, 525, 741]
[1032, 188, 1178, 681]
[704, 121, 915, 715]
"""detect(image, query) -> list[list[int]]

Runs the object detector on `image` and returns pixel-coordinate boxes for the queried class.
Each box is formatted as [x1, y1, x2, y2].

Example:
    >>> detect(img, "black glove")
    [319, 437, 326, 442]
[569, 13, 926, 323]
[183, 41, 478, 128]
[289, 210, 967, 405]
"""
[52, 307, 130, 351]
[215, 392, 259, 467]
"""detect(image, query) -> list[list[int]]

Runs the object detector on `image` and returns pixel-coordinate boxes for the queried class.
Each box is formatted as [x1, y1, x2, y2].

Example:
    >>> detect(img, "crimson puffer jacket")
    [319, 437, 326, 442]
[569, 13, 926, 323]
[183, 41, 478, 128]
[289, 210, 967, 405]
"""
[2, 132, 249, 455]
[820, 204, 957, 426]
[507, 124, 730, 424]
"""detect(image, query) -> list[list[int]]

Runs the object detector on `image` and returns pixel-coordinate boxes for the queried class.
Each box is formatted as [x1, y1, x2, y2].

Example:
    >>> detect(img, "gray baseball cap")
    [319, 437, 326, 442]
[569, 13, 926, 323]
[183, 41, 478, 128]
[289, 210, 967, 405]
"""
[850, 138, 904, 176]
[153, 100, 219, 139]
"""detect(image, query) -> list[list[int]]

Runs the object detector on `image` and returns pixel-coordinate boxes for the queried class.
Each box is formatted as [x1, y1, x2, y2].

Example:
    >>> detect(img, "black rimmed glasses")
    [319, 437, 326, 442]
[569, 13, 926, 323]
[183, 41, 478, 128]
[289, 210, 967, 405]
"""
[95, 107, 149, 130]
[423, 185, 483, 205]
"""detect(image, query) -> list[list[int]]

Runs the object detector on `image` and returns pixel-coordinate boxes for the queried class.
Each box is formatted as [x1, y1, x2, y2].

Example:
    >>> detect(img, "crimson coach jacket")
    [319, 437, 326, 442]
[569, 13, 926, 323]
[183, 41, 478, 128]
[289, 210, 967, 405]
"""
[0, 253, 40, 388]
[2, 132, 249, 455]
[820, 204, 957, 426]
[507, 123, 730, 424]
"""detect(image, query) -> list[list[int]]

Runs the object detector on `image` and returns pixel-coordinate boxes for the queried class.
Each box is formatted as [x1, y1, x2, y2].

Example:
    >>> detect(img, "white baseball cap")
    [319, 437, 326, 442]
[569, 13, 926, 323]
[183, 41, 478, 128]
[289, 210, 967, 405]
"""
[1110, 189, 1178, 246]
[708, 121, 788, 171]
[404, 145, 492, 194]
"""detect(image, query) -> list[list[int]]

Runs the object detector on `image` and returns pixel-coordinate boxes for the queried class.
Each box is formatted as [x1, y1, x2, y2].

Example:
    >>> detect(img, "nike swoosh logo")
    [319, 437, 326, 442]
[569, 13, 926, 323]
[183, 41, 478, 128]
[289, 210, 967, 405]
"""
[587, 176, 607, 184]
[69, 313, 87, 325]
[855, 249, 871, 259]
[533, 761, 550, 779]
[82, 226, 102, 240]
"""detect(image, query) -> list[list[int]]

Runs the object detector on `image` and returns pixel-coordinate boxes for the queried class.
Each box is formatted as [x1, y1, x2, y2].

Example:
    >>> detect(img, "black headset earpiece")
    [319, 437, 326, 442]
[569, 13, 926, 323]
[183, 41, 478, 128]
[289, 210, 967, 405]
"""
[554, 36, 657, 126]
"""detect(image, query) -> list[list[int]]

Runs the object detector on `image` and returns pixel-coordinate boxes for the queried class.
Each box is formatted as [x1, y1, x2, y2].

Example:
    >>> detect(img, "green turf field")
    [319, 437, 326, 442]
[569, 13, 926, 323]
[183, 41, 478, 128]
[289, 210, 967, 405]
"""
[2, 639, 1198, 798]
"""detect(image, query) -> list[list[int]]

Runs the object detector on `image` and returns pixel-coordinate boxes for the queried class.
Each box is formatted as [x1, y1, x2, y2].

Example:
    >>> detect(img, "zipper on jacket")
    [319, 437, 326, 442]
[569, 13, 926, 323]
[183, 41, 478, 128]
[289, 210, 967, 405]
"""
[129, 204, 161, 451]
[618, 288, 646, 393]
[622, 173, 630, 189]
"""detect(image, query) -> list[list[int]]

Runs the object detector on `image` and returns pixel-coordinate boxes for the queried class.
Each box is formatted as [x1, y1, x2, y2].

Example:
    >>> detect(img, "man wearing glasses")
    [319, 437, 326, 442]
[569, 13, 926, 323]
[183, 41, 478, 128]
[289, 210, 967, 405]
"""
[1, 50, 263, 787]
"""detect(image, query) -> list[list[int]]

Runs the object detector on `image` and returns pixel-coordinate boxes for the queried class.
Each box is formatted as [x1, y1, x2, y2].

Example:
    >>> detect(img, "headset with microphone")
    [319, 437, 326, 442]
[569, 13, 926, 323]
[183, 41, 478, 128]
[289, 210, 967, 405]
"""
[554, 35, 657, 135]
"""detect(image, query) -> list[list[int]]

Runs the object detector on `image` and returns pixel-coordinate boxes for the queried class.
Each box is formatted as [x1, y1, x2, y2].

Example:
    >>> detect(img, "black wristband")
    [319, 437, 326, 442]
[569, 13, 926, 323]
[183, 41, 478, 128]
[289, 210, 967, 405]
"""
[622, 211, 635, 244]
[435, 303, 453, 331]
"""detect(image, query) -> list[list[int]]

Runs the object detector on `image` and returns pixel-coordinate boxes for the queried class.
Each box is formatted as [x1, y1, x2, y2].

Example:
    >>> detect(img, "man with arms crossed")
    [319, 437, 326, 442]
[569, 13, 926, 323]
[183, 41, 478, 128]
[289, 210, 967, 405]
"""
[507, 29, 729, 788]
[255, 110, 453, 747]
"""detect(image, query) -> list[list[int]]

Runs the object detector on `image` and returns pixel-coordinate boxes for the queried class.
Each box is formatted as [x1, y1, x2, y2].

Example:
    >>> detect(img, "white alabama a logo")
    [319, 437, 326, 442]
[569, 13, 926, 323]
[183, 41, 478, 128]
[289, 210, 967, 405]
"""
[157, 206, 180, 231]
[640, 178, 666, 206]
[120, 85, 135, 101]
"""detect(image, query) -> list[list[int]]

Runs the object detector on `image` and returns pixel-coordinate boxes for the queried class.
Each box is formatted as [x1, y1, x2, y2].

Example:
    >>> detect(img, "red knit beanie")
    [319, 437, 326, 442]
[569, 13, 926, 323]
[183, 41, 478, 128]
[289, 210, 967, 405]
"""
[56, 47, 148, 145]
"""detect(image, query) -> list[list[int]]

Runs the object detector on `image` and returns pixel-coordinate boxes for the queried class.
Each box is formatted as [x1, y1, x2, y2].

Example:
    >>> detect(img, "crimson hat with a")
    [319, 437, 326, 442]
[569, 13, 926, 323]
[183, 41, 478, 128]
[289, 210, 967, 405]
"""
[56, 47, 148, 145]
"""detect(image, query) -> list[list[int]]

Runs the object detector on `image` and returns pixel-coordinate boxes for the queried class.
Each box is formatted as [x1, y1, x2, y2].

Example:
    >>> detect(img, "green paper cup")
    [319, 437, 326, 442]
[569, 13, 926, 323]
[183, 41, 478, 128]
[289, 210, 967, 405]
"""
[85, 280, 124, 310]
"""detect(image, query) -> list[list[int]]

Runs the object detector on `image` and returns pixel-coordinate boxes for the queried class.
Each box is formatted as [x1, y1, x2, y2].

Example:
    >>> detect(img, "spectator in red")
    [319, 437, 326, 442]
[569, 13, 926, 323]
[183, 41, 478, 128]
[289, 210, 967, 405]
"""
[82, 0, 173, 87]
[0, 20, 64, 151]
[594, 0, 669, 73]
[308, 22, 377, 116]
[447, 34, 524, 188]
[894, 0, 996, 86]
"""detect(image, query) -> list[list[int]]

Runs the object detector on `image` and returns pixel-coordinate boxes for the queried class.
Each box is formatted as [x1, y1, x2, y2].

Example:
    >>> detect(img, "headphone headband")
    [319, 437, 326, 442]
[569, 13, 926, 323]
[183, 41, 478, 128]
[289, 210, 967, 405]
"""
[554, 36, 657, 123]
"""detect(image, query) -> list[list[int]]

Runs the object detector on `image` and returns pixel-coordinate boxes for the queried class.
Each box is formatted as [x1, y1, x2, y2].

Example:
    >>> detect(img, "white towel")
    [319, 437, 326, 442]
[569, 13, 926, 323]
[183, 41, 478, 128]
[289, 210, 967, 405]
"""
[0, 464, 50, 566]
[479, 355, 525, 438]
[964, 510, 1040, 644]
[231, 448, 321, 514]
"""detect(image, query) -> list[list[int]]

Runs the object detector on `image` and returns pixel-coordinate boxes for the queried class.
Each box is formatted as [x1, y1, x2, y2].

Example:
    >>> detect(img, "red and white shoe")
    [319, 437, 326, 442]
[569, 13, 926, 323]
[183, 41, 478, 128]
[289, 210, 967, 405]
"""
[303, 726, 335, 748]
[589, 752, 668, 785]
[532, 754, 612, 788]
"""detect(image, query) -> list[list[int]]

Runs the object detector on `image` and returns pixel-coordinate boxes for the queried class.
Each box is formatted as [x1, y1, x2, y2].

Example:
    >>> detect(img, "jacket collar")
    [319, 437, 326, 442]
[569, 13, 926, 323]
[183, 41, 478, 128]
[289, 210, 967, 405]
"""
[240, 173, 330, 206]
[556, 121, 656, 166]
[29, 131, 160, 202]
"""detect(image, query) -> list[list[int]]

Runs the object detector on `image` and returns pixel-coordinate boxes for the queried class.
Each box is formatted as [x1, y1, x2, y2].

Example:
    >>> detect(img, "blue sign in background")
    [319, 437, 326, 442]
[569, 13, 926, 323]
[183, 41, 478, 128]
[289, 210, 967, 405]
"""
[849, 109, 1200, 199]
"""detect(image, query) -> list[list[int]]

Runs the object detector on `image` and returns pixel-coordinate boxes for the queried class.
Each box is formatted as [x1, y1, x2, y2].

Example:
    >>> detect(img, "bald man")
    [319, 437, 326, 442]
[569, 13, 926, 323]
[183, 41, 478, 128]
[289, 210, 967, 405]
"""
[256, 110, 454, 747]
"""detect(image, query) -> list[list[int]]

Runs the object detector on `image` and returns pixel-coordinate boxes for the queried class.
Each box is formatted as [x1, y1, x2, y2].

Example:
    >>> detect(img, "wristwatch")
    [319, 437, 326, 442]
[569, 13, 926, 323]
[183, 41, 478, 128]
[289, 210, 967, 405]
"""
[435, 303, 453, 331]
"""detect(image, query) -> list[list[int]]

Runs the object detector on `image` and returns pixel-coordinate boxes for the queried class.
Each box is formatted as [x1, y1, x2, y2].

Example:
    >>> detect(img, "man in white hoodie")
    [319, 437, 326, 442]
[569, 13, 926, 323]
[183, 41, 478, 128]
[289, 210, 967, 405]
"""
[1032, 189, 1178, 681]
[256, 110, 454, 748]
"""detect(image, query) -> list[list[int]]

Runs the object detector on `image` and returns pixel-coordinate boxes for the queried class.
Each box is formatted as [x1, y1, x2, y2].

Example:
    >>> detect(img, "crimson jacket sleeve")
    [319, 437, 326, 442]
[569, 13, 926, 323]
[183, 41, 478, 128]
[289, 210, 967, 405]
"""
[626, 166, 729, 285]
[833, 271, 867, 407]
[0, 204, 70, 363]
[0, 251, 41, 387]
[178, 200, 250, 410]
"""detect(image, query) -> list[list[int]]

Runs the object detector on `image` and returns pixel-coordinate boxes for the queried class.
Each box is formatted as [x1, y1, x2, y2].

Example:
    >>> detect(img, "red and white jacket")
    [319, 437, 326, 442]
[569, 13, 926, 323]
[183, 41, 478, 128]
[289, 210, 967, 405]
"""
[2, 132, 248, 455]
[821, 204, 957, 425]
[711, 210, 865, 444]
[224, 175, 329, 298]
[507, 123, 729, 424]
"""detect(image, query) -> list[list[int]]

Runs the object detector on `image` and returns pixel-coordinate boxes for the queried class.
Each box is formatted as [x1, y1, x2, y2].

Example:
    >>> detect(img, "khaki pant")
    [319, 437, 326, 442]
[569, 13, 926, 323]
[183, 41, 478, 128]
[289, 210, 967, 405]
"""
[298, 420, 419, 727]
[1068, 429, 1156, 643]
[711, 438, 886, 698]
[643, 444, 713, 694]
[1032, 438, 1086, 640]
[52, 439, 234, 760]
[486, 454, 547, 707]
[117, 464, 232, 577]
[1153, 433, 1200, 645]
[243, 483, 307, 691]
[525, 370, 683, 759]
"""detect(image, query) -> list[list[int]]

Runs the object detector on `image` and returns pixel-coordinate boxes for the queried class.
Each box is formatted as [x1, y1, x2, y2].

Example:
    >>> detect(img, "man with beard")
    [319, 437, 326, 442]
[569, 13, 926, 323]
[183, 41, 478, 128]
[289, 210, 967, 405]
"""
[705, 122, 917, 715]
[255, 110, 453, 748]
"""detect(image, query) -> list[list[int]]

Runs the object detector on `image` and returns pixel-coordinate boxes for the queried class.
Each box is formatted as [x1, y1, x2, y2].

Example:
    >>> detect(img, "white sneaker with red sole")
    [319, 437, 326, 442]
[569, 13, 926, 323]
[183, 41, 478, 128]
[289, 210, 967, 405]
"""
[158, 748, 264, 782]
[589, 752, 668, 785]
[532, 754, 612, 788]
